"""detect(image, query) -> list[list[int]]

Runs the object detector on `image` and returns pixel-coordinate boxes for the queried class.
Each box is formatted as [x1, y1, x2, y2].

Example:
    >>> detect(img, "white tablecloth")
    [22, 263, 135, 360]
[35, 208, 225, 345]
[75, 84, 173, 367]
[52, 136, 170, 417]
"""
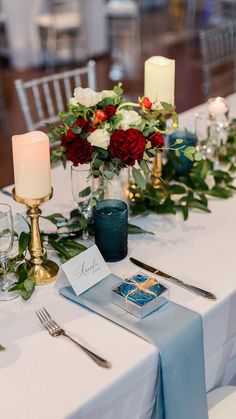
[1, 95, 236, 418]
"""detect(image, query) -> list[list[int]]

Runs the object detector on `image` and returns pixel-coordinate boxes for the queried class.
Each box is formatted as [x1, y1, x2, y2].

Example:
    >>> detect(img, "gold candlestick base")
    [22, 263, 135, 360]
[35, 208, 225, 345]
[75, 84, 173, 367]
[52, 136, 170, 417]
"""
[152, 151, 162, 189]
[12, 187, 59, 285]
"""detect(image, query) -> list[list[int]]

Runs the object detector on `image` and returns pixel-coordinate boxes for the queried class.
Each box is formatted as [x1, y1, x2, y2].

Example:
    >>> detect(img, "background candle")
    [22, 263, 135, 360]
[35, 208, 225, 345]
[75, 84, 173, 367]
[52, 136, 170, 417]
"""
[144, 56, 175, 105]
[12, 131, 51, 199]
[208, 97, 228, 116]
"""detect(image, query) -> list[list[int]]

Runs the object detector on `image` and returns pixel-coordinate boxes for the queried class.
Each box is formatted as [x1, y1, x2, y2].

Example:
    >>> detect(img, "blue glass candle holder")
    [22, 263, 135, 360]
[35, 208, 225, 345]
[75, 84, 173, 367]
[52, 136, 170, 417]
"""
[168, 130, 197, 176]
[93, 199, 128, 262]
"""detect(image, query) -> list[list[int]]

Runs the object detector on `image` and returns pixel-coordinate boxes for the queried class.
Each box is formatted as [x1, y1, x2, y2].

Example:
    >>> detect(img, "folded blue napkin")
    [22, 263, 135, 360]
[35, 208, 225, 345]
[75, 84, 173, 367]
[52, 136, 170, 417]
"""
[60, 274, 208, 419]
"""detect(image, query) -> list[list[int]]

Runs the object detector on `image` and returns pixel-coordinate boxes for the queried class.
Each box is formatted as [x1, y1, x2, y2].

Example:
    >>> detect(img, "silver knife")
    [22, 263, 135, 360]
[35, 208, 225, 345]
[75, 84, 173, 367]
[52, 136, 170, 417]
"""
[130, 257, 217, 301]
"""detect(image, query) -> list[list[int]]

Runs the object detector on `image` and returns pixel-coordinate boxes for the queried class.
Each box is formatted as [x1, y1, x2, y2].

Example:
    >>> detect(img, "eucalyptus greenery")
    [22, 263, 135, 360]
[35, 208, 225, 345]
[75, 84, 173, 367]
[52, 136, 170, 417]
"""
[130, 126, 236, 220]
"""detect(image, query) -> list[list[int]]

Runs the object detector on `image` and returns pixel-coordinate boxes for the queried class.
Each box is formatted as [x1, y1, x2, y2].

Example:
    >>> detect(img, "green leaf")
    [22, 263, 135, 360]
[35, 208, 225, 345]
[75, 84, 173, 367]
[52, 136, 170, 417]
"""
[160, 102, 173, 112]
[0, 345, 5, 351]
[132, 167, 146, 190]
[181, 205, 189, 221]
[194, 152, 202, 161]
[20, 287, 35, 300]
[63, 240, 87, 252]
[167, 184, 186, 195]
[188, 201, 211, 213]
[42, 213, 67, 226]
[92, 159, 103, 169]
[18, 263, 28, 283]
[206, 186, 233, 199]
[49, 240, 71, 261]
[128, 224, 154, 235]
[113, 85, 123, 96]
[104, 170, 113, 180]
[138, 159, 150, 175]
[79, 186, 91, 198]
[70, 208, 79, 219]
[18, 232, 30, 257]
[72, 126, 81, 134]
[24, 277, 35, 292]
[59, 112, 77, 127]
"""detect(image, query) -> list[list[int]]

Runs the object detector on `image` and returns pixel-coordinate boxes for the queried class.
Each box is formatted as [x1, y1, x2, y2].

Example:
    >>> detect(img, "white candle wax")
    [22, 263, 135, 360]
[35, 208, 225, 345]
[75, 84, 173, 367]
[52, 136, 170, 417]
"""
[144, 56, 175, 105]
[208, 97, 228, 116]
[12, 131, 51, 199]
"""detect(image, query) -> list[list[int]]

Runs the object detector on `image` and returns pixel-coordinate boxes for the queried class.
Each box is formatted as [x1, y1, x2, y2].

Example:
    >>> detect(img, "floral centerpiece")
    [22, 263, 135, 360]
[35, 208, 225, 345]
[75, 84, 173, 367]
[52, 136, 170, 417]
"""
[49, 84, 199, 199]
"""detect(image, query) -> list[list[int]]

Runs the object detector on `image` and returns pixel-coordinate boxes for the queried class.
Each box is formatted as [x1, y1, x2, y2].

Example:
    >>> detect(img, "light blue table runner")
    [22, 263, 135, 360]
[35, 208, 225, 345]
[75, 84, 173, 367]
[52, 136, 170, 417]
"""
[60, 274, 208, 419]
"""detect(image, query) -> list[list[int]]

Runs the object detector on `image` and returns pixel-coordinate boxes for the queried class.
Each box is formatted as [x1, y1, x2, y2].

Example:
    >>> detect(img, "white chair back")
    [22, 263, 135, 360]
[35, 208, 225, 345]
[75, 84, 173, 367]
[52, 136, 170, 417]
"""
[15, 60, 96, 131]
[199, 21, 236, 99]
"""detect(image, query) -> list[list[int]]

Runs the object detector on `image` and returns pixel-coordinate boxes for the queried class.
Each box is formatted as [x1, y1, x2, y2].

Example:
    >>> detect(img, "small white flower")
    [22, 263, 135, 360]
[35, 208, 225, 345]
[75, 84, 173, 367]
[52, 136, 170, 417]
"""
[101, 89, 118, 99]
[73, 87, 102, 107]
[69, 97, 77, 106]
[118, 109, 142, 130]
[205, 173, 215, 190]
[87, 129, 111, 149]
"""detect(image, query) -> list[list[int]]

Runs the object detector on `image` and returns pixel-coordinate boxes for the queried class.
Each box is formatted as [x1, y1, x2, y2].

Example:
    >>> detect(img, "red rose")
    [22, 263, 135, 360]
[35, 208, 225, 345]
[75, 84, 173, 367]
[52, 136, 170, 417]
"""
[109, 128, 146, 166]
[66, 128, 77, 139]
[149, 132, 165, 149]
[104, 105, 117, 118]
[140, 96, 152, 110]
[65, 136, 94, 165]
[93, 110, 108, 127]
[75, 118, 94, 132]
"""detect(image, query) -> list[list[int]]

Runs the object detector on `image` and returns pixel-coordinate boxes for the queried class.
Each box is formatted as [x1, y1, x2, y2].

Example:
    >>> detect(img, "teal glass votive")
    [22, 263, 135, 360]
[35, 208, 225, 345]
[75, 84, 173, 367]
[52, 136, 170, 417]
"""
[93, 199, 128, 262]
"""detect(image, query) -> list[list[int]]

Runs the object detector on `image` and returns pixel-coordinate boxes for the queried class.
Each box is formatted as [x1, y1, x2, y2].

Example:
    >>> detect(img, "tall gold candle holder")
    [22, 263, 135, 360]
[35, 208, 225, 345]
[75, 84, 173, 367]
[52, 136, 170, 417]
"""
[12, 187, 59, 285]
[152, 151, 162, 189]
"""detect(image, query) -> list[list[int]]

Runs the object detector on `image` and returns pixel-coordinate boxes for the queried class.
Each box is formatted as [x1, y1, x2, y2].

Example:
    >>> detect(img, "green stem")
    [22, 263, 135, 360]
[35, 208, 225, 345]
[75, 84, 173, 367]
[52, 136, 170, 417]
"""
[117, 102, 141, 111]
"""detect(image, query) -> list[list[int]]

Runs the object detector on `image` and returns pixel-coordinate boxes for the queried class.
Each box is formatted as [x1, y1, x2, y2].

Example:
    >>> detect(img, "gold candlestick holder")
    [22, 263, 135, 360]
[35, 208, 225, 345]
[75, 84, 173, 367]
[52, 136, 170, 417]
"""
[12, 187, 59, 285]
[152, 151, 162, 189]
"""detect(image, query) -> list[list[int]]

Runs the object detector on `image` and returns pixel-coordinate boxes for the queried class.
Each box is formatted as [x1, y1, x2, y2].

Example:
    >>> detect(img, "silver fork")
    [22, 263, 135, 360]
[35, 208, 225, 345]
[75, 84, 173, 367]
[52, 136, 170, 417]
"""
[36, 307, 111, 369]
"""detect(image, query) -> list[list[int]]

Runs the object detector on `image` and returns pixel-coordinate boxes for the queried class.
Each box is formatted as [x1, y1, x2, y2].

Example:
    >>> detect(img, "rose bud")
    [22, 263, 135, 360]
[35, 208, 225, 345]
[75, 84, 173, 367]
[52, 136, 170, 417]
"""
[93, 109, 108, 126]
[140, 96, 152, 110]
[104, 104, 117, 118]
[149, 132, 165, 149]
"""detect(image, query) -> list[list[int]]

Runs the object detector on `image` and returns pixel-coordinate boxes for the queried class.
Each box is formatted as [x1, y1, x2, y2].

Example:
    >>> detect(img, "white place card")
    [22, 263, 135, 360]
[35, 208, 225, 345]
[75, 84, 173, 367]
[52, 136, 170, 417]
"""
[57, 245, 111, 296]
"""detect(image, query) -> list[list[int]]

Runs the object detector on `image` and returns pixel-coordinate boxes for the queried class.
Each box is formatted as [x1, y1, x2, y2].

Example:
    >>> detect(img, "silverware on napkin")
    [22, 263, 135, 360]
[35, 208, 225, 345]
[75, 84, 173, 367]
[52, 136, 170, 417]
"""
[36, 307, 111, 368]
[130, 257, 217, 301]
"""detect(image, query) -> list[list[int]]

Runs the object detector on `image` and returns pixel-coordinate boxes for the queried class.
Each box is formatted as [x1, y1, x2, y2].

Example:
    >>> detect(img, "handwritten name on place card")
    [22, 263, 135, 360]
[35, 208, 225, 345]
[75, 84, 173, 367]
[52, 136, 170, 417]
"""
[58, 245, 111, 296]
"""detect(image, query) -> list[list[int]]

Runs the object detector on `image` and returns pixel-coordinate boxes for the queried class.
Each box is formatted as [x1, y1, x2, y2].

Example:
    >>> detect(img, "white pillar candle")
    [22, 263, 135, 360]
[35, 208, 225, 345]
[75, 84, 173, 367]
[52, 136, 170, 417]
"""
[208, 97, 228, 116]
[12, 131, 51, 199]
[144, 56, 175, 105]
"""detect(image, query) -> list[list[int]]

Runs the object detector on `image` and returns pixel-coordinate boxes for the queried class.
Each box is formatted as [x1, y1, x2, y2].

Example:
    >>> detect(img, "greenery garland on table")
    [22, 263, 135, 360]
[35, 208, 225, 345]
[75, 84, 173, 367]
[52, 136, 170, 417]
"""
[129, 120, 236, 220]
[2, 120, 236, 306]
[1, 209, 153, 301]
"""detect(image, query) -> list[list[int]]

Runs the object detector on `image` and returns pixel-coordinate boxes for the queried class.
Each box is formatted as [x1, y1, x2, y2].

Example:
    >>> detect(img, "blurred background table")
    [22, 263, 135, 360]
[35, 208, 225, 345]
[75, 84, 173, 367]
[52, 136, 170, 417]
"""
[1, 0, 107, 69]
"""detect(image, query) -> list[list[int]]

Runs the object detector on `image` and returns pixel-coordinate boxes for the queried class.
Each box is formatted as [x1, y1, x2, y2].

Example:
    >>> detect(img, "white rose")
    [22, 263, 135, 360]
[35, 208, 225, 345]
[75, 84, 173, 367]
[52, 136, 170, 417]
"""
[205, 173, 215, 190]
[118, 109, 142, 130]
[87, 129, 111, 149]
[101, 89, 118, 99]
[73, 87, 102, 107]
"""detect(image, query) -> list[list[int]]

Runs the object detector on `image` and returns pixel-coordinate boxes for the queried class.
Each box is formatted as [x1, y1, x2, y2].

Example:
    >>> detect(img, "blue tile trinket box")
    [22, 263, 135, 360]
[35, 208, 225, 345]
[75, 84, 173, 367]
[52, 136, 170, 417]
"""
[112, 272, 169, 318]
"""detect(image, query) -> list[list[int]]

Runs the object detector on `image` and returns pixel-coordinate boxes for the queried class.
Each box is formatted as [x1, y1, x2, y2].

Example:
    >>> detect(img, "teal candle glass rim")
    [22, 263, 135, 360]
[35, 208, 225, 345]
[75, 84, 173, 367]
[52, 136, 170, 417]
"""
[93, 199, 128, 215]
